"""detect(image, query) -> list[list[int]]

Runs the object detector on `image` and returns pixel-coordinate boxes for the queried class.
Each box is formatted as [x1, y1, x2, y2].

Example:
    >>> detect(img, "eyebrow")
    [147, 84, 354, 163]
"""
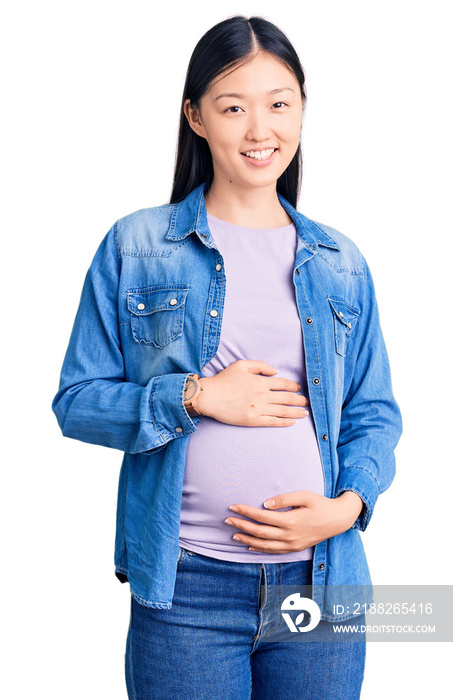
[213, 87, 295, 102]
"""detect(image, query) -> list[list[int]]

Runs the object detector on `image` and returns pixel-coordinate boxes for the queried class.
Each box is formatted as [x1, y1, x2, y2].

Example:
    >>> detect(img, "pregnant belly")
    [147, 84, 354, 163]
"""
[180, 414, 325, 531]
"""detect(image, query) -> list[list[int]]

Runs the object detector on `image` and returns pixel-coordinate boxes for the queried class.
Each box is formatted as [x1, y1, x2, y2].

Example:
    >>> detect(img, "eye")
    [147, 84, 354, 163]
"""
[224, 102, 288, 114]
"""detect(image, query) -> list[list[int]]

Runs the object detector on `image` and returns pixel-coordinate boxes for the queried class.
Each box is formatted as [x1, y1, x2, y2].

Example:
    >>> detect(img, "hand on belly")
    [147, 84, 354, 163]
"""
[223, 490, 364, 553]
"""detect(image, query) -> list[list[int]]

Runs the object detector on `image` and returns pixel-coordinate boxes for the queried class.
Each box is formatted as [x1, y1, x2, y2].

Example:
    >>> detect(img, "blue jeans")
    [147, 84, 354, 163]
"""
[125, 546, 366, 699]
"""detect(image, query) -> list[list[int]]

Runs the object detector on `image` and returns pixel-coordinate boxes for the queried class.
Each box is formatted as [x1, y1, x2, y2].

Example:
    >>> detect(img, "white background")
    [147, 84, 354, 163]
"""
[2, 1, 452, 697]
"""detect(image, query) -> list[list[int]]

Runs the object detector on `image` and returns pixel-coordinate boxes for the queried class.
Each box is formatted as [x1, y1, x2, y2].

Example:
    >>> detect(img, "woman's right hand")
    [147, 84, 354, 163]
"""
[195, 360, 309, 427]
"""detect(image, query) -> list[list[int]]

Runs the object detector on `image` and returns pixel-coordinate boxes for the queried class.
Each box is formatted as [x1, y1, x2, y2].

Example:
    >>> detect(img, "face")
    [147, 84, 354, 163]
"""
[184, 52, 304, 190]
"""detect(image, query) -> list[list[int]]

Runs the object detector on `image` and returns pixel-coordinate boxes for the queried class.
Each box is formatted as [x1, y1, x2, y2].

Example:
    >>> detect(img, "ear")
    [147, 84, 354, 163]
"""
[184, 98, 207, 139]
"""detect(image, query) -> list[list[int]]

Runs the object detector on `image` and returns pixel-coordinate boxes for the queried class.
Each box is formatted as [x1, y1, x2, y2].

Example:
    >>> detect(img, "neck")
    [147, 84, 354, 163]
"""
[204, 178, 293, 228]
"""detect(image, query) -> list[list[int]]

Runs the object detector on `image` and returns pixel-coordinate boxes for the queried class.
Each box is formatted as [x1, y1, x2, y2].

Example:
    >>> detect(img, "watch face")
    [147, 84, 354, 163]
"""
[184, 375, 198, 401]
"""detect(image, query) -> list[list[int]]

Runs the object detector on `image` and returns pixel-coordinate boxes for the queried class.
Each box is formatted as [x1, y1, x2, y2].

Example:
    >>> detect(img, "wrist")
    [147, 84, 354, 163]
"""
[195, 376, 212, 416]
[334, 491, 364, 530]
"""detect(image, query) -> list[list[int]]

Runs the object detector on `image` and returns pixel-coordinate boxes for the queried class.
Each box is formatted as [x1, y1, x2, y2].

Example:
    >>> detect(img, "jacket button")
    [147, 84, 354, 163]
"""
[318, 563, 325, 571]
[210, 310, 218, 317]
[321, 434, 328, 441]
[339, 311, 344, 318]
[295, 269, 300, 275]
[175, 427, 183, 433]
[169, 298, 178, 306]
[306, 317, 313, 324]
[137, 303, 145, 310]
[216, 263, 222, 271]
[313, 377, 320, 385]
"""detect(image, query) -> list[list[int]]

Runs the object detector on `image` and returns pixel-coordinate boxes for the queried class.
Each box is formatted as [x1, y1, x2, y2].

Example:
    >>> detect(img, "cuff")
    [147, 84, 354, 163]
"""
[149, 373, 201, 448]
[334, 466, 380, 532]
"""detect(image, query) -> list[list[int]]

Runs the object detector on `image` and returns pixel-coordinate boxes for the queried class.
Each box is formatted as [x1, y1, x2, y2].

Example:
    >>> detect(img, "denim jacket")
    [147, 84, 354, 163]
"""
[52, 181, 402, 621]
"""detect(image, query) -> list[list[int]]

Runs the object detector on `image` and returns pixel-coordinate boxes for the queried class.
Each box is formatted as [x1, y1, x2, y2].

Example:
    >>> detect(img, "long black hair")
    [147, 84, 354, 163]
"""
[169, 15, 307, 208]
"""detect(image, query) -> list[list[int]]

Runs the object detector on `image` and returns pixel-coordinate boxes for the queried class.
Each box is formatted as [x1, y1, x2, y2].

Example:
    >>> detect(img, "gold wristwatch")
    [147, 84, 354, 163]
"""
[183, 373, 204, 417]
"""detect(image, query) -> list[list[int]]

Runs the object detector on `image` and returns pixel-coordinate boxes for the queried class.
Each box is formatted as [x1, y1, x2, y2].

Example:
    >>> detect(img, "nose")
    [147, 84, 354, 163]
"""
[245, 108, 272, 143]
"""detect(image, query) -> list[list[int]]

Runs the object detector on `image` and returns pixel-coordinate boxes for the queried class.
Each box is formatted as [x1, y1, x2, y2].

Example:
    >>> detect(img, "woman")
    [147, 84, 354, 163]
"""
[52, 15, 402, 700]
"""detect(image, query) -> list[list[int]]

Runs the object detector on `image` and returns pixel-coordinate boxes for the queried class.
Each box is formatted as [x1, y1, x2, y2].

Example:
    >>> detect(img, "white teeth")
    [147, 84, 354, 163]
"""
[243, 148, 276, 160]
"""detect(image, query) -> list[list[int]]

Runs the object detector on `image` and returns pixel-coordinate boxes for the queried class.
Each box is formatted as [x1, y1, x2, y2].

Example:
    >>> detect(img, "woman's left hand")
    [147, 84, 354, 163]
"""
[224, 490, 364, 553]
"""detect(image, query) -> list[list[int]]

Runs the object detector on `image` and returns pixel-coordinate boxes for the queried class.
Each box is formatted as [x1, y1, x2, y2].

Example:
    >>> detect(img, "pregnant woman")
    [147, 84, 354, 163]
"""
[52, 15, 402, 700]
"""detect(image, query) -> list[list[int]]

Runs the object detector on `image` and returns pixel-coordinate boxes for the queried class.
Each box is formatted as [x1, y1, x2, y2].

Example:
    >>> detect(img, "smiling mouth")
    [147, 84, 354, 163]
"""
[241, 148, 278, 160]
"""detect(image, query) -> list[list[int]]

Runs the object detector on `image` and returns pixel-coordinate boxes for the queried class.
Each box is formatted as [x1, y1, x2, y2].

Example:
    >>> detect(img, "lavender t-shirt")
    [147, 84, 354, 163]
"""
[178, 212, 325, 562]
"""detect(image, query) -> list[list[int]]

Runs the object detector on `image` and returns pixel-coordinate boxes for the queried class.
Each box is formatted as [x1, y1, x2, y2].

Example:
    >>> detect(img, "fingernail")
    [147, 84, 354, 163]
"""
[229, 505, 239, 512]
[233, 535, 241, 540]
[264, 499, 275, 508]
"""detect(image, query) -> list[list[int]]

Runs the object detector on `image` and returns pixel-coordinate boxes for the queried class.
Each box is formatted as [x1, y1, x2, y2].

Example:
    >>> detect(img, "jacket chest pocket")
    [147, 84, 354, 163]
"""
[126, 284, 189, 348]
[327, 296, 360, 357]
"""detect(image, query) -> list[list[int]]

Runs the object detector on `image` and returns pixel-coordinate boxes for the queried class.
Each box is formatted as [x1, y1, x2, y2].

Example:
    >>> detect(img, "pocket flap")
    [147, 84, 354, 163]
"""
[127, 286, 189, 316]
[327, 296, 360, 331]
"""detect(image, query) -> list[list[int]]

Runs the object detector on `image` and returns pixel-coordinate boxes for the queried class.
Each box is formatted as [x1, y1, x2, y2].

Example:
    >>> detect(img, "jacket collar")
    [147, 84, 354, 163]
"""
[165, 181, 340, 253]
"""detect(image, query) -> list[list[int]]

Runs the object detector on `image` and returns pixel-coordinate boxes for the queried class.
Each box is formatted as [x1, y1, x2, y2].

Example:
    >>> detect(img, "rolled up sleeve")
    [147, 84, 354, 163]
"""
[334, 258, 403, 531]
[52, 224, 200, 455]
